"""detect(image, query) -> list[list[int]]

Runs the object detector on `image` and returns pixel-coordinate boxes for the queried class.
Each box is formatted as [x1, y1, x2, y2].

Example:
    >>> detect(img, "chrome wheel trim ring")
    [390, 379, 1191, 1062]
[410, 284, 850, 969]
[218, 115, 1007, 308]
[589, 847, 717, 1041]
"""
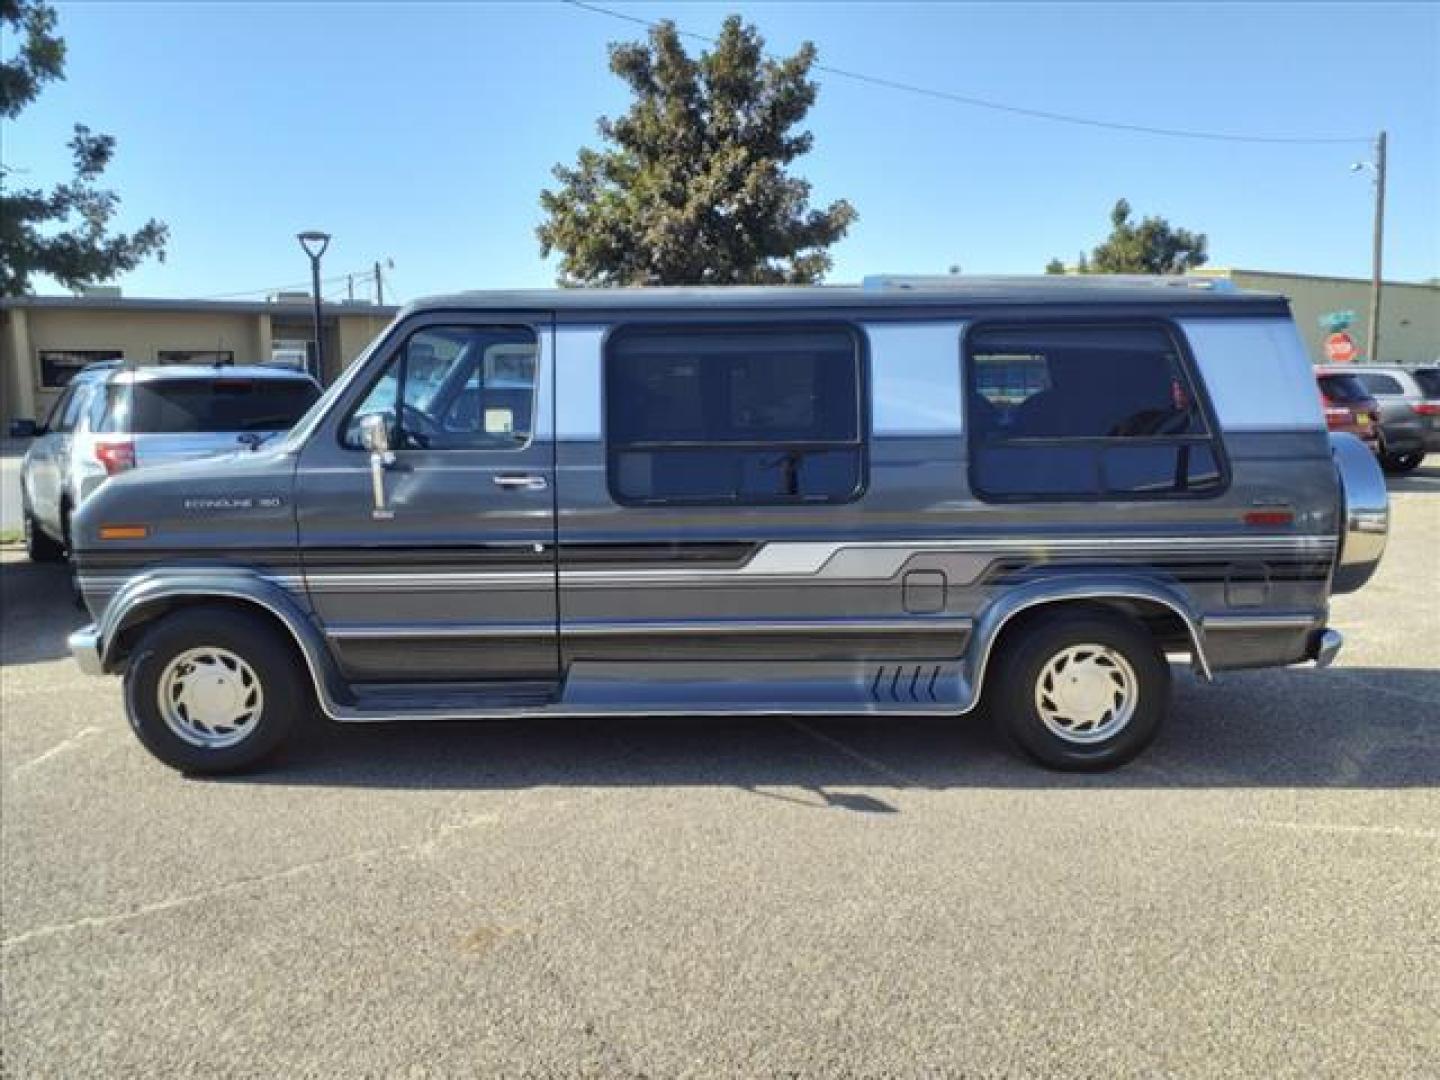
[156, 647, 265, 749]
[1034, 643, 1138, 745]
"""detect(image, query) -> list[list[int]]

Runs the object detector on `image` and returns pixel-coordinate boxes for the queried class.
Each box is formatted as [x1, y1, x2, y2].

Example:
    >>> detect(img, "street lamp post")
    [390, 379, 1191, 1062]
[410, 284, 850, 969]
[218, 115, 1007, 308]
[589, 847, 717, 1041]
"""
[296, 230, 332, 381]
[1351, 132, 1387, 363]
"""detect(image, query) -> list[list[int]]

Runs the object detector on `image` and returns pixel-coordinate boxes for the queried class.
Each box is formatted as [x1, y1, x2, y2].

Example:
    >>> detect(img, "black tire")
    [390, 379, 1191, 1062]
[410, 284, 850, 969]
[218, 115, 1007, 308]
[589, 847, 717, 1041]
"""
[989, 608, 1169, 772]
[23, 508, 65, 563]
[123, 606, 308, 774]
[58, 502, 87, 607]
[1381, 451, 1424, 474]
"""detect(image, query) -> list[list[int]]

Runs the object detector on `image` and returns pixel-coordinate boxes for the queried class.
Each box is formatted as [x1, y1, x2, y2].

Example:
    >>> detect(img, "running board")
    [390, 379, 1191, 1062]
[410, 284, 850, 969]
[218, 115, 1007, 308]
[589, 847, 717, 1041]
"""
[328, 662, 969, 723]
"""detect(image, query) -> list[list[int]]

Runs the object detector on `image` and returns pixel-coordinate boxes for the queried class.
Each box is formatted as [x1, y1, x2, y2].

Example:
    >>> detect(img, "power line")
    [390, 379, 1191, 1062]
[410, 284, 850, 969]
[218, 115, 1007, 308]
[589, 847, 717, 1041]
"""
[561, 0, 1370, 146]
[193, 268, 378, 301]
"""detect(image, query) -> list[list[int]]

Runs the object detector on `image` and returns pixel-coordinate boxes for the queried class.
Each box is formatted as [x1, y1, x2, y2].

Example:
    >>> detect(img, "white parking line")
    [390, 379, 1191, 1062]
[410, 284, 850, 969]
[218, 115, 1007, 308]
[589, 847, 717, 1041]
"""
[10, 727, 101, 777]
[1231, 819, 1439, 840]
[784, 717, 920, 788]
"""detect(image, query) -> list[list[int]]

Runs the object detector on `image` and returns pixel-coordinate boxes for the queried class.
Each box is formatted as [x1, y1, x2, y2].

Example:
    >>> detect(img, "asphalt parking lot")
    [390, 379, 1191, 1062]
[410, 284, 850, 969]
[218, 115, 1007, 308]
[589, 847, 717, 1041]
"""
[2, 471, 1437, 1078]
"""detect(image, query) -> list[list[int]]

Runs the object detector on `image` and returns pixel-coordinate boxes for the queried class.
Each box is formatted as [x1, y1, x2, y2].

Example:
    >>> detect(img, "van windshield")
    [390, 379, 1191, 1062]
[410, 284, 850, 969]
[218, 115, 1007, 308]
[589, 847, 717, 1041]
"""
[100, 378, 320, 433]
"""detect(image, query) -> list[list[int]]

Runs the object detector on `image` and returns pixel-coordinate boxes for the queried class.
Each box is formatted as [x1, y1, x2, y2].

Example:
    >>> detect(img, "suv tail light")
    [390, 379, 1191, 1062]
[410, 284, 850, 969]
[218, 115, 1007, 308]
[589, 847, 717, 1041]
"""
[1412, 401, 1440, 416]
[94, 438, 136, 476]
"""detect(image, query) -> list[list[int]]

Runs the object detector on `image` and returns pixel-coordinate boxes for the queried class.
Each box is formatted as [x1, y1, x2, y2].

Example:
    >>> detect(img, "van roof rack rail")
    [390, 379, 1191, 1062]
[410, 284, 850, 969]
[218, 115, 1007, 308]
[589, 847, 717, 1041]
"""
[860, 273, 1235, 293]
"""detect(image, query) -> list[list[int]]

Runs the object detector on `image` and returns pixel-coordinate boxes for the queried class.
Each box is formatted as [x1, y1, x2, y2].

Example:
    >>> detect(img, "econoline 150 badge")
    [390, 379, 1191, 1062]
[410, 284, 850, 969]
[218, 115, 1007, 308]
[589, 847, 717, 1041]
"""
[182, 496, 284, 511]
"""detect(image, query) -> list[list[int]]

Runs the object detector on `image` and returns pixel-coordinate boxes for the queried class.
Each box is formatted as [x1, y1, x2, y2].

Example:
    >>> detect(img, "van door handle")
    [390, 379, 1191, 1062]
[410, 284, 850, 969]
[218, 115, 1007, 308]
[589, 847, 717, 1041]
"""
[493, 474, 548, 492]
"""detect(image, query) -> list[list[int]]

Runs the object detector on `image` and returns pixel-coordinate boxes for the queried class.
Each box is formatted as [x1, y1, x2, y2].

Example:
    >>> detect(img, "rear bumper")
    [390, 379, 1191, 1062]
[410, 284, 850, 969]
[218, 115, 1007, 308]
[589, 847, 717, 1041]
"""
[68, 625, 105, 676]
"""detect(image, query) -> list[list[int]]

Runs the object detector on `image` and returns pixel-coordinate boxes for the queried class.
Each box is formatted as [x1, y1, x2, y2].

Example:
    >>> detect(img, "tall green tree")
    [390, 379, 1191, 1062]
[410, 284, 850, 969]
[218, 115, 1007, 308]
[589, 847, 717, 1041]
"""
[538, 16, 856, 285]
[1046, 199, 1208, 275]
[1, 0, 167, 295]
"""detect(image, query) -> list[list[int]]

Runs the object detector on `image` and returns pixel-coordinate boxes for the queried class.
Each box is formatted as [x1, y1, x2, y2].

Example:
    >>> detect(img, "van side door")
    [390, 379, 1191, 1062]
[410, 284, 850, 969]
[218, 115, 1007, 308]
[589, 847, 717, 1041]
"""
[294, 313, 557, 684]
[553, 318, 974, 678]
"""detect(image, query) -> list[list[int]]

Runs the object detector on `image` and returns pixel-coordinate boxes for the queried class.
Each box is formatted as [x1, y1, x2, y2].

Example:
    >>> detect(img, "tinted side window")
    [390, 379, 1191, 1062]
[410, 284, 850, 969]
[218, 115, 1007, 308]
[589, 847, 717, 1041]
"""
[94, 384, 133, 433]
[605, 325, 864, 505]
[1318, 374, 1370, 404]
[344, 326, 538, 451]
[130, 379, 320, 433]
[1356, 373, 1404, 395]
[966, 323, 1223, 501]
[1412, 369, 1440, 397]
[44, 387, 77, 434]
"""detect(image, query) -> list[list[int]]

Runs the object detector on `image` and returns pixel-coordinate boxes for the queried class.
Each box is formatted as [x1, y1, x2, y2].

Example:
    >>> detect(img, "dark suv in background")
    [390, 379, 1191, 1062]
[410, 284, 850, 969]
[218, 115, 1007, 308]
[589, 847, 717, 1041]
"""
[1315, 371, 1381, 453]
[1317, 364, 1440, 473]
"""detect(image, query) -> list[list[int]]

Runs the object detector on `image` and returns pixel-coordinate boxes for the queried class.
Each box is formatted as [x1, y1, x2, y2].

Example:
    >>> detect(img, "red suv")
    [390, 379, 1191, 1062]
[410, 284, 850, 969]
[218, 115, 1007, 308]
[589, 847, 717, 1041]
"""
[1316, 372, 1381, 452]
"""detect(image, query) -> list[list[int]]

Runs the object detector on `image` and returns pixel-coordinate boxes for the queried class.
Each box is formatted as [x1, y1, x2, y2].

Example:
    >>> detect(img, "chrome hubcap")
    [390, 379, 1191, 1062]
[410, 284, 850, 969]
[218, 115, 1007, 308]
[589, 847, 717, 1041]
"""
[157, 647, 264, 749]
[1034, 644, 1137, 744]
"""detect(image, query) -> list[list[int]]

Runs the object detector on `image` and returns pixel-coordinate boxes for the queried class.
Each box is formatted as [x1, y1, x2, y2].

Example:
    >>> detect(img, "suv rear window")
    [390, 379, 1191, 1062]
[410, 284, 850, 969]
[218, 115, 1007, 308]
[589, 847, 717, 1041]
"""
[1412, 369, 1440, 397]
[98, 378, 319, 434]
[1355, 372, 1404, 395]
[1318, 374, 1371, 404]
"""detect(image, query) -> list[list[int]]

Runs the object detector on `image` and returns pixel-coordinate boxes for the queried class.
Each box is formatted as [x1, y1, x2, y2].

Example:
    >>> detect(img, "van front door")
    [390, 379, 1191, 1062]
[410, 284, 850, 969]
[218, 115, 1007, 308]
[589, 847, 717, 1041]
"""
[294, 315, 557, 684]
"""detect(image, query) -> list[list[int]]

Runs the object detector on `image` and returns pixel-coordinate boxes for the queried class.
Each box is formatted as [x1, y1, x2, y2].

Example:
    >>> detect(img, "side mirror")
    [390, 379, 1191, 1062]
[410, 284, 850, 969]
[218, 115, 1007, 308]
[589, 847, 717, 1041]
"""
[358, 412, 392, 455]
[8, 419, 38, 438]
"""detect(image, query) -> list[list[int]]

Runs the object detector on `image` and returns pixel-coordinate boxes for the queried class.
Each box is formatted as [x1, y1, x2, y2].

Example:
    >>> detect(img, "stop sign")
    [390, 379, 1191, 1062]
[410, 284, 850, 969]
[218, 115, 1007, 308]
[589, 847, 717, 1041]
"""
[1325, 331, 1358, 363]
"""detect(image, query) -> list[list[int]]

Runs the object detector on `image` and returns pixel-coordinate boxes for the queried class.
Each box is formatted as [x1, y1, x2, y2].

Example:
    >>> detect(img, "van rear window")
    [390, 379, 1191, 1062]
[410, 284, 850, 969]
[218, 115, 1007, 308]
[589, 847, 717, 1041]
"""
[965, 323, 1224, 501]
[101, 379, 319, 434]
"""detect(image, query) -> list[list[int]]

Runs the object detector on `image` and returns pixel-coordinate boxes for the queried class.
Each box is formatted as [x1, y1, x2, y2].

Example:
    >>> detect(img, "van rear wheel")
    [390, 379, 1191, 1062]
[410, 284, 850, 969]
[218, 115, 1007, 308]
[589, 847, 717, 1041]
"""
[123, 606, 307, 774]
[990, 609, 1169, 771]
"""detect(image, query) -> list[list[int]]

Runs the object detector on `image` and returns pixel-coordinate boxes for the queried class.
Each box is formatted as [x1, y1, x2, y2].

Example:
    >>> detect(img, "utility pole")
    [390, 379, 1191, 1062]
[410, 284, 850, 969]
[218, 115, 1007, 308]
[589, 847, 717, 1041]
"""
[1367, 130, 1387, 363]
[347, 274, 354, 301]
[374, 260, 384, 306]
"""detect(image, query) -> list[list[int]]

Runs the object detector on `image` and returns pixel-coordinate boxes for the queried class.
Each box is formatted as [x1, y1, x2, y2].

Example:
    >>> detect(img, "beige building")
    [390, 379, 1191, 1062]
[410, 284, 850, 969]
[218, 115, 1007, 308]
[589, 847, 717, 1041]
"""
[1189, 268, 1439, 366]
[1, 292, 398, 425]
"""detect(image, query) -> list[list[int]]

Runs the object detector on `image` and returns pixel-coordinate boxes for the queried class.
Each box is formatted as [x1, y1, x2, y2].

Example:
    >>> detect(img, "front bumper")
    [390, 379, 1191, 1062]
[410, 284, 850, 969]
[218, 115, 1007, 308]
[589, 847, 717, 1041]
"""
[68, 624, 105, 676]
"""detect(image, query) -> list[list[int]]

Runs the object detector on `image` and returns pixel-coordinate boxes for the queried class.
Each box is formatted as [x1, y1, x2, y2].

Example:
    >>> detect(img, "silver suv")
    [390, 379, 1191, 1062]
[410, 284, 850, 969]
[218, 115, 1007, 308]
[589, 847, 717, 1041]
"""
[21, 363, 319, 562]
[1316, 364, 1440, 473]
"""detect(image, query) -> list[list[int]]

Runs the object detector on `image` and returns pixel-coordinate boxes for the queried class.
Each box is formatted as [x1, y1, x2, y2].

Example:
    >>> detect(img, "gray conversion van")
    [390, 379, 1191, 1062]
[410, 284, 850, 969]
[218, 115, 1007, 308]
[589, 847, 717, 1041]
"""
[67, 277, 1389, 774]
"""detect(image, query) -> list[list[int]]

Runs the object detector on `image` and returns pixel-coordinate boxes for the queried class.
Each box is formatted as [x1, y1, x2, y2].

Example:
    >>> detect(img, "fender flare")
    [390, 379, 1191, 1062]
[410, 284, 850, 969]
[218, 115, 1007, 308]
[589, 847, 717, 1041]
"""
[962, 573, 1211, 711]
[95, 570, 344, 711]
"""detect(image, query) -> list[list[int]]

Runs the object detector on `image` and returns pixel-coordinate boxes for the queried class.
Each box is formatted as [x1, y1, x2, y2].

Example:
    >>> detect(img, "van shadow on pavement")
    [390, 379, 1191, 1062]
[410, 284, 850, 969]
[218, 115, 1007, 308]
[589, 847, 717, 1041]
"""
[225, 658, 1434, 795]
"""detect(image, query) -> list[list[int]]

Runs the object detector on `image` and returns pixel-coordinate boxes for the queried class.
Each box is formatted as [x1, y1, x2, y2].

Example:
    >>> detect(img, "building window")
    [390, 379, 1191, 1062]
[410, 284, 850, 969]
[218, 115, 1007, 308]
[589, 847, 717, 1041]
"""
[605, 324, 865, 505]
[965, 323, 1224, 501]
[157, 350, 235, 366]
[38, 349, 123, 388]
[270, 339, 311, 370]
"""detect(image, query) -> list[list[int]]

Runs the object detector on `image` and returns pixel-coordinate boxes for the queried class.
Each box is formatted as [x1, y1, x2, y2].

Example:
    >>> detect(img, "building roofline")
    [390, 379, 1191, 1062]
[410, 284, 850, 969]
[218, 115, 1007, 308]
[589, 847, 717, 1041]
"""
[1193, 268, 1440, 291]
[1, 295, 401, 317]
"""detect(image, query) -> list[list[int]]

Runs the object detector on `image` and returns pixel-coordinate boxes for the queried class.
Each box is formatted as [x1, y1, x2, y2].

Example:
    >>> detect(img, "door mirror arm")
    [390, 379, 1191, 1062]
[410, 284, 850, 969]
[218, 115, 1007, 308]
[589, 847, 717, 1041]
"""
[358, 413, 398, 519]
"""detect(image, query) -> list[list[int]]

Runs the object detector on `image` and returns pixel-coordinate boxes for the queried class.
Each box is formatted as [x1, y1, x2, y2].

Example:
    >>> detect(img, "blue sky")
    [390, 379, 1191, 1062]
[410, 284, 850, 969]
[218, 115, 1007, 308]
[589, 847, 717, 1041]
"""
[5, 1, 1437, 302]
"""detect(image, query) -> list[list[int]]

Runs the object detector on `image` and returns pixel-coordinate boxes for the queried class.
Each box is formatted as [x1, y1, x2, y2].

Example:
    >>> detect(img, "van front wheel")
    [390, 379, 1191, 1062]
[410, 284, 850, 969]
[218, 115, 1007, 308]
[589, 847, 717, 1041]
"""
[123, 607, 306, 774]
[990, 610, 1169, 771]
